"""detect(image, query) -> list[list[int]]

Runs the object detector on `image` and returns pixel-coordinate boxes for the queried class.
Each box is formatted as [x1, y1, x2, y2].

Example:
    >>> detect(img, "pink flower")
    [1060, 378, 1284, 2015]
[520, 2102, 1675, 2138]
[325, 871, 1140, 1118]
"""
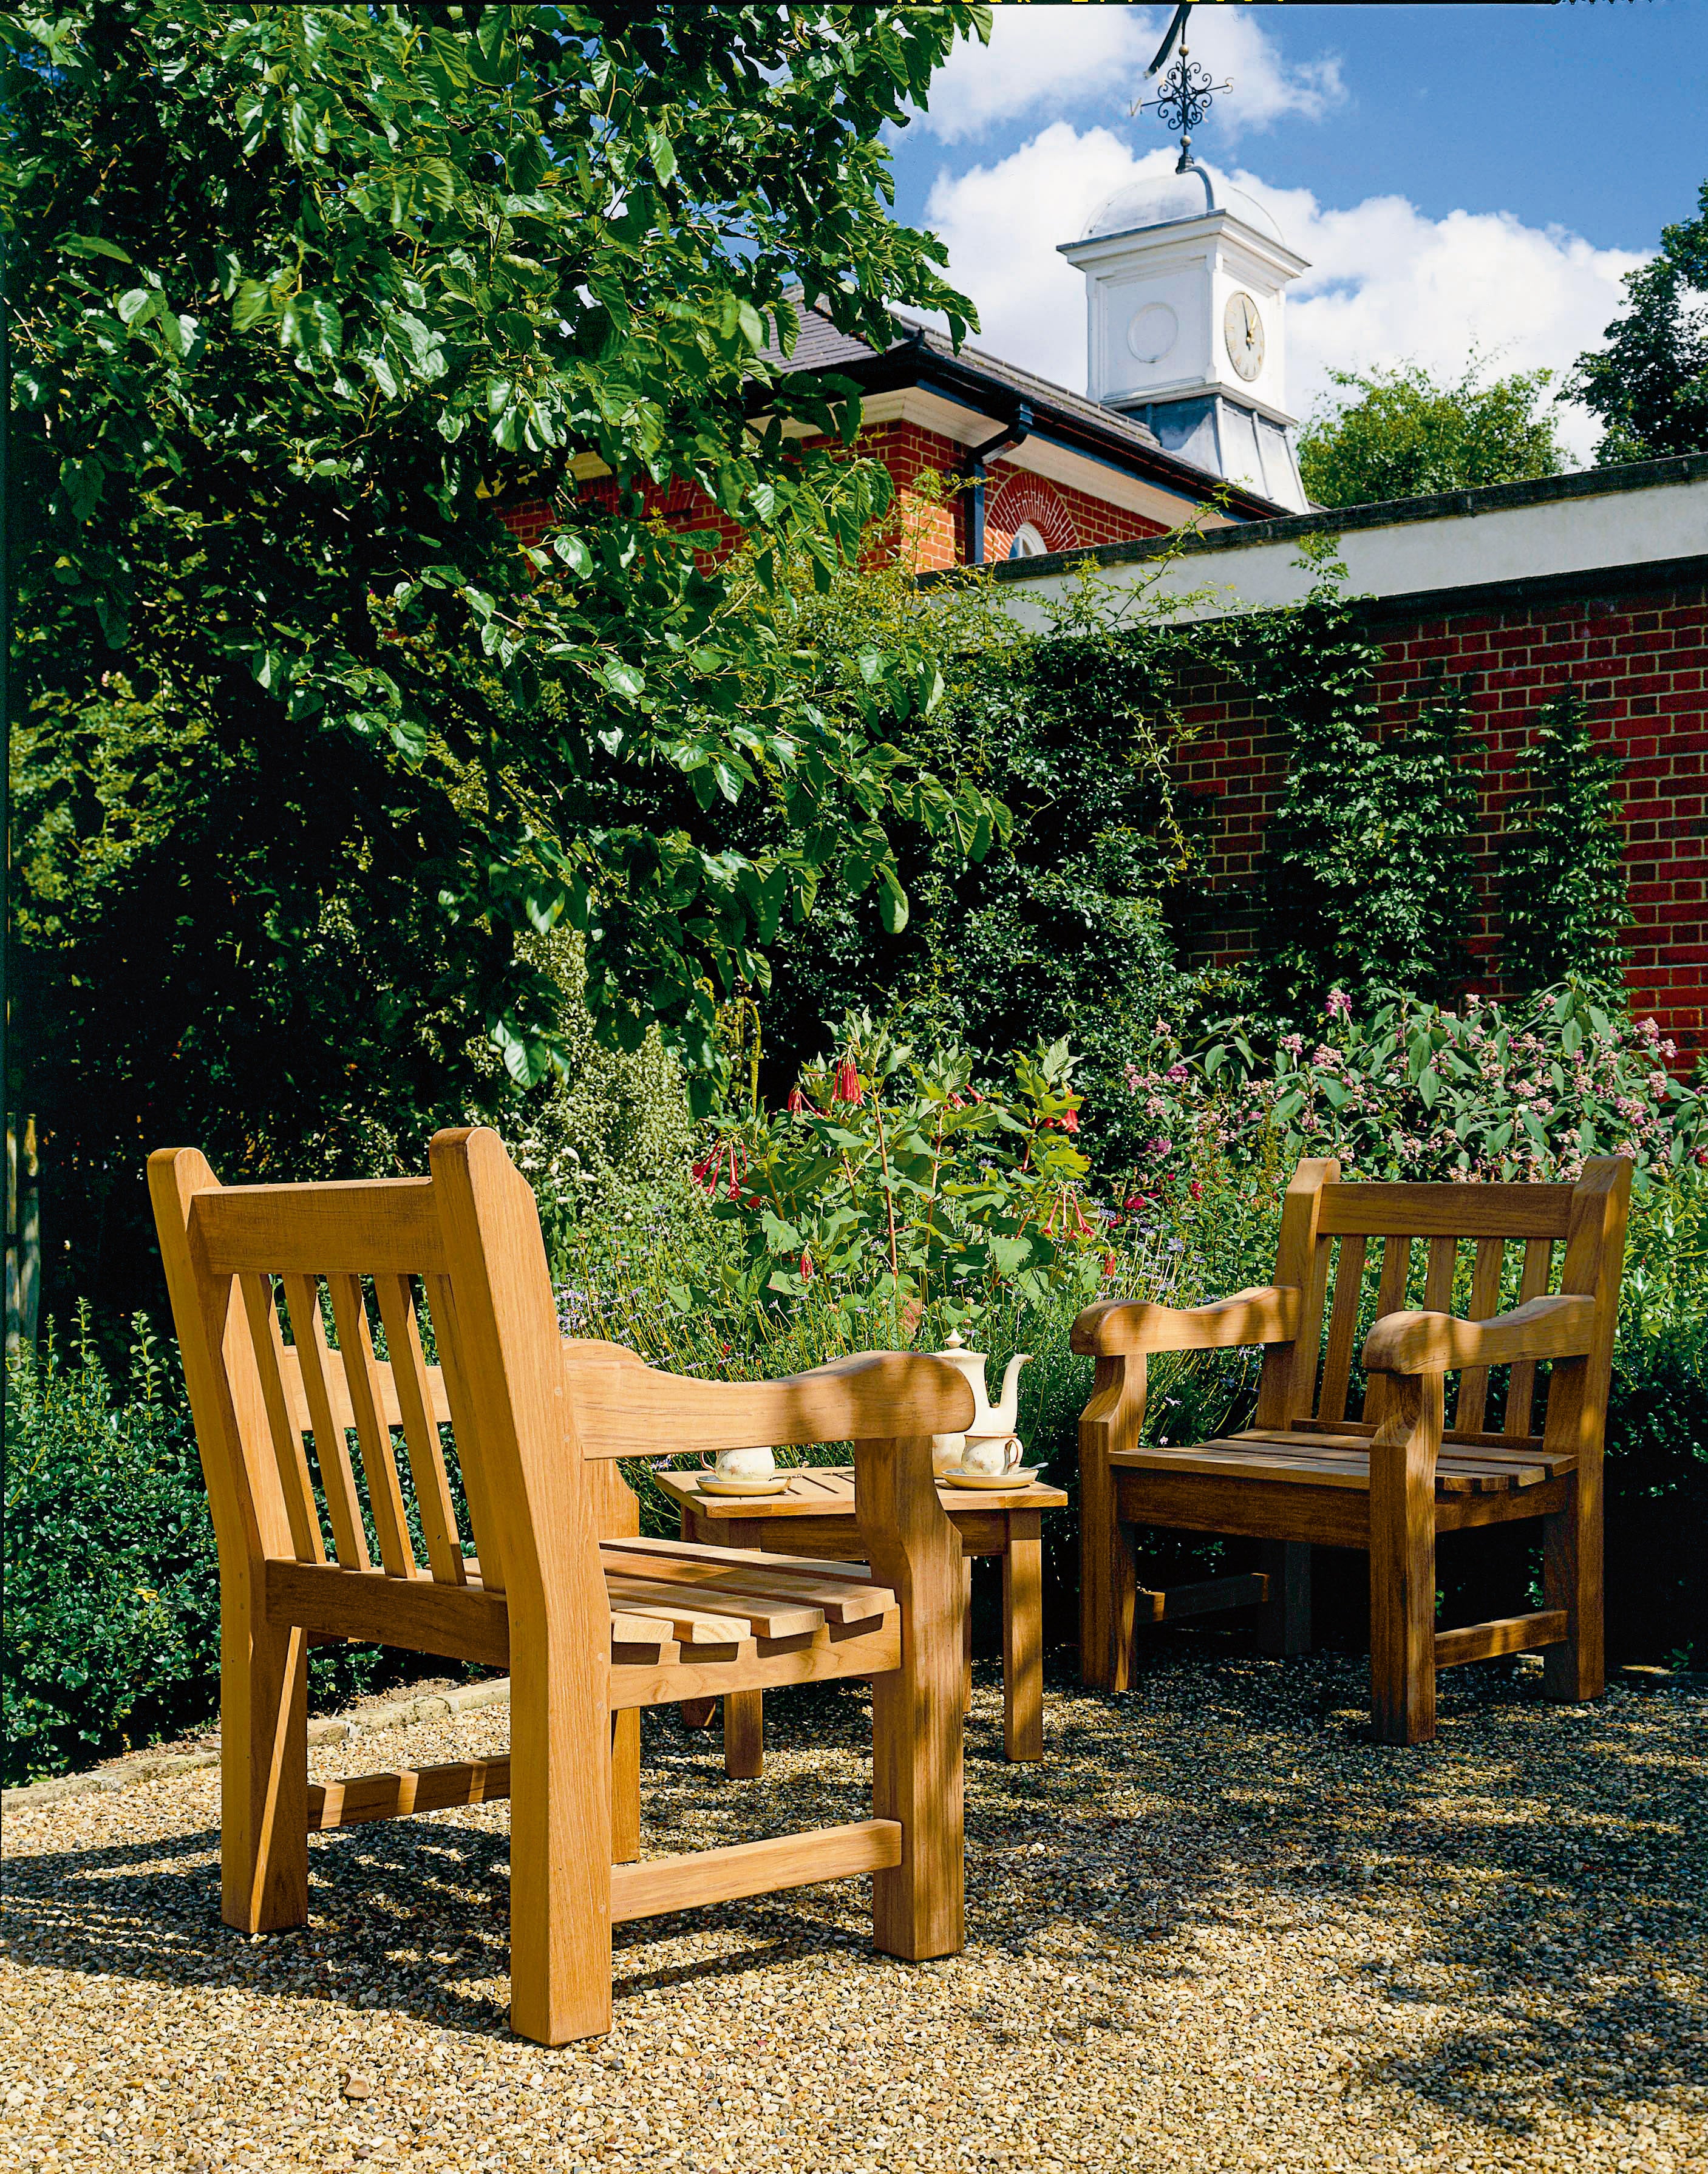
[1123, 1063, 1143, 1093]
[1148, 1136, 1172, 1158]
[1165, 1062, 1189, 1084]
[1312, 1045, 1340, 1070]
[1325, 988, 1353, 1022]
[1280, 1033, 1305, 1057]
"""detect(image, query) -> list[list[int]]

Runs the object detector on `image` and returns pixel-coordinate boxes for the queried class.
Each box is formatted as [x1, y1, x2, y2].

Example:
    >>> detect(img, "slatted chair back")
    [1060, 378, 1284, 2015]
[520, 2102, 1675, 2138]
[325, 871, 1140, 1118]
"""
[1251, 1158, 1630, 1462]
[151, 1130, 610, 1625]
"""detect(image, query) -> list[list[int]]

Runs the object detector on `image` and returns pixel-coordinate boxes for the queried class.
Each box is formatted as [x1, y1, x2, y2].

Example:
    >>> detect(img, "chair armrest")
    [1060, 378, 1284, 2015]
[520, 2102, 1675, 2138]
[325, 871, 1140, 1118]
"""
[560, 1343, 976, 1457]
[1363, 1294, 1597, 1377]
[1071, 1285, 1302, 1359]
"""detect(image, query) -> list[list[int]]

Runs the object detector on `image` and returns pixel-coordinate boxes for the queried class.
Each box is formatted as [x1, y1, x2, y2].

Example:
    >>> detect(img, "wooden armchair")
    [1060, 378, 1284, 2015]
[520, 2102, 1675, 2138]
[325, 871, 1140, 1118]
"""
[150, 1127, 974, 2043]
[1075, 1156, 1631, 1744]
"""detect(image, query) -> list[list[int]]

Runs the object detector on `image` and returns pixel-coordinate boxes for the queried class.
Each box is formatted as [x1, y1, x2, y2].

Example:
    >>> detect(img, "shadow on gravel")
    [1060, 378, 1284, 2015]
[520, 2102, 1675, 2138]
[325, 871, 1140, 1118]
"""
[4, 1642, 1703, 2127]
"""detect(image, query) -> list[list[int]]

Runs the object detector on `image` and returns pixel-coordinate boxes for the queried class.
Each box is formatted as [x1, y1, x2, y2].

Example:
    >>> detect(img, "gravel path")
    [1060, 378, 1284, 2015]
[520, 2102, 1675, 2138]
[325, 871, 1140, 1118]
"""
[3, 1644, 1704, 2173]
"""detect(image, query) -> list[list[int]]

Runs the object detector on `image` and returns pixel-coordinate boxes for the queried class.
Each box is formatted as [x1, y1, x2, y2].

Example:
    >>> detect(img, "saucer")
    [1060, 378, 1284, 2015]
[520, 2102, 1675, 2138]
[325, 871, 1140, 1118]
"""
[942, 1466, 1045, 1490]
[693, 1473, 793, 1496]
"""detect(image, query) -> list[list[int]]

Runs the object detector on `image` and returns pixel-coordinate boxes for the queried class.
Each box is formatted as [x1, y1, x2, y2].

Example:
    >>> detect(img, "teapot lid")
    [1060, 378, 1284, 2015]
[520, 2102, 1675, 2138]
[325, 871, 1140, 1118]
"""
[932, 1327, 986, 1363]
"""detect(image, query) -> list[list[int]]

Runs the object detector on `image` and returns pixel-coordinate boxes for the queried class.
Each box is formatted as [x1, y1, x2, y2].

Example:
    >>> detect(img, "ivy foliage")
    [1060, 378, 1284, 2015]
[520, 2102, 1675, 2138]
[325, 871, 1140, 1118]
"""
[1298, 359, 1571, 509]
[1496, 685, 1631, 995]
[1567, 178, 1708, 467]
[4, 1, 1001, 1106]
[1240, 562, 1482, 1011]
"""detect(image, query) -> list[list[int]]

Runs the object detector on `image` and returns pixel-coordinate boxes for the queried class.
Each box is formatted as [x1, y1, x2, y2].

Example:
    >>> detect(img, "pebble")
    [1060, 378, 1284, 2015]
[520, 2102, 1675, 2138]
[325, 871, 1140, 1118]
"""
[2, 1642, 1703, 2172]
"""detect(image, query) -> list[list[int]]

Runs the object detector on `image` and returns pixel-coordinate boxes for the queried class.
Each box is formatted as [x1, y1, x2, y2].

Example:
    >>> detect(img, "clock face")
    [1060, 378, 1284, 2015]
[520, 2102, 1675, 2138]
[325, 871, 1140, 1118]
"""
[1224, 291, 1264, 381]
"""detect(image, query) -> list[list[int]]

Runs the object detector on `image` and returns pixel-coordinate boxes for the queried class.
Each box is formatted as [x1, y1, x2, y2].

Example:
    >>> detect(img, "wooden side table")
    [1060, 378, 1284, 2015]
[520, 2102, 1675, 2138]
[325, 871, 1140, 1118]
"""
[652, 1464, 1069, 1771]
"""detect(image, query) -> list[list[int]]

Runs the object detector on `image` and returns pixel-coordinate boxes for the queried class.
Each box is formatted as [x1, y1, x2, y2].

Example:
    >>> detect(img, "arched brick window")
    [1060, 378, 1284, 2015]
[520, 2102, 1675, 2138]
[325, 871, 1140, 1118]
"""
[986, 474, 1077, 559]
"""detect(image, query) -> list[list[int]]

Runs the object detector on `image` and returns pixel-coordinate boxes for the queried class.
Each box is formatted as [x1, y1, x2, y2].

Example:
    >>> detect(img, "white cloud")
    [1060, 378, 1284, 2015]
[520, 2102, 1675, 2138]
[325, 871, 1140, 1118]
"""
[922, 132, 1643, 462]
[914, 4, 1345, 147]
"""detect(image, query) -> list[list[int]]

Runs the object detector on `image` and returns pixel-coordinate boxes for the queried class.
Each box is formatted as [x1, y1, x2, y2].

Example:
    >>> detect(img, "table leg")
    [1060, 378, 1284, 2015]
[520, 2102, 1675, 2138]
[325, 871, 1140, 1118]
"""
[724, 1518, 766, 1779]
[962, 1554, 974, 1715]
[677, 1506, 718, 1730]
[1002, 1510, 1043, 1763]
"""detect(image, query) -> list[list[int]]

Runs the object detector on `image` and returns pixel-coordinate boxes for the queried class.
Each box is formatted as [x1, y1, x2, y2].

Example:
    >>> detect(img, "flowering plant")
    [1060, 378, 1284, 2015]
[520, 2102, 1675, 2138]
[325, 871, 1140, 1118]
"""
[1123, 980, 1708, 1189]
[694, 1015, 1145, 1320]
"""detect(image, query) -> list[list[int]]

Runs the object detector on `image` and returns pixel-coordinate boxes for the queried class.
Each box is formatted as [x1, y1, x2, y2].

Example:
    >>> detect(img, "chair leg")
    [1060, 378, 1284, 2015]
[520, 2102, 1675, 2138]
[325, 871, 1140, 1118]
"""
[723, 1691, 763, 1778]
[1109, 1512, 1140, 1695]
[508, 1639, 611, 2045]
[610, 1710, 641, 1864]
[679, 1697, 716, 1730]
[1542, 1467, 1605, 1703]
[1255, 1541, 1312, 1657]
[1368, 1373, 1441, 1747]
[222, 1608, 309, 1934]
[862, 1435, 965, 1963]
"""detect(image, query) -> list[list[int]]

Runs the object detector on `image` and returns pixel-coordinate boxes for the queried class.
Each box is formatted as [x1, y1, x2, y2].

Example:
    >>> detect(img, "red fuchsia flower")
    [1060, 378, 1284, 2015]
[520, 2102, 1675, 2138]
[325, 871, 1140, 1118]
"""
[1694, 1147, 1708, 1168]
[800, 1251, 814, 1281]
[1122, 1194, 1148, 1212]
[834, 1057, 863, 1106]
[1189, 1180, 1203, 1201]
[1102, 1251, 1118, 1279]
[786, 1085, 806, 1113]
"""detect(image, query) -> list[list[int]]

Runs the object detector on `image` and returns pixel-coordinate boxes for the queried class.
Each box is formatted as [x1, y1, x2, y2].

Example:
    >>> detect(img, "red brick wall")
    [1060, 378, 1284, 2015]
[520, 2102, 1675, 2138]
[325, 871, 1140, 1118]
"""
[1174, 576, 1708, 1059]
[495, 420, 1169, 572]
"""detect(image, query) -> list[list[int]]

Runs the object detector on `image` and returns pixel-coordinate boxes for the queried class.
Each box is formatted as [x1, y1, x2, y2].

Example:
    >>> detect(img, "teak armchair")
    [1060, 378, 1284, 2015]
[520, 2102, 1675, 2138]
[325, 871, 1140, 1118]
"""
[1075, 1156, 1631, 1744]
[150, 1127, 975, 2043]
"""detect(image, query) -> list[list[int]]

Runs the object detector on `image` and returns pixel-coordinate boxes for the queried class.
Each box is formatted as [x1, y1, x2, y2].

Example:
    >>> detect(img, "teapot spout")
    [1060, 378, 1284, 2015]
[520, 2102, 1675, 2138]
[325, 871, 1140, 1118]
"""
[990, 1352, 1032, 1434]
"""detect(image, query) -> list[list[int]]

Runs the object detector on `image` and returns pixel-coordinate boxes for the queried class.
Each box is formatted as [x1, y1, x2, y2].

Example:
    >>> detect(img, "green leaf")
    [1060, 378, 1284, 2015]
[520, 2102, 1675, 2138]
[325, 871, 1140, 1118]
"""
[876, 866, 910, 935]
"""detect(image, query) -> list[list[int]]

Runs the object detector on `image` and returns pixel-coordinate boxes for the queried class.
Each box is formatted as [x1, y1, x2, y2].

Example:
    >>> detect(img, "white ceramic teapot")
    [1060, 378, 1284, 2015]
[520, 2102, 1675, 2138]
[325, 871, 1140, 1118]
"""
[929, 1330, 1030, 1476]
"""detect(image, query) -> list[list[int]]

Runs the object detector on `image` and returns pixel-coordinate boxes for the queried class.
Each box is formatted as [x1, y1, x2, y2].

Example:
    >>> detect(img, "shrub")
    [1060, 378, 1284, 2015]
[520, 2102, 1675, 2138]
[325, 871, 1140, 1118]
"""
[2, 1312, 452, 1787]
[1123, 982, 1708, 1191]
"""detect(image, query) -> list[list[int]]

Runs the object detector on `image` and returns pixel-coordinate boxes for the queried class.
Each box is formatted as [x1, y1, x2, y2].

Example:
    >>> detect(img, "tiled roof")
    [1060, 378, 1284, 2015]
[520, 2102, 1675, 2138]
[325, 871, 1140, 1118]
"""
[756, 291, 1287, 520]
[760, 296, 1188, 468]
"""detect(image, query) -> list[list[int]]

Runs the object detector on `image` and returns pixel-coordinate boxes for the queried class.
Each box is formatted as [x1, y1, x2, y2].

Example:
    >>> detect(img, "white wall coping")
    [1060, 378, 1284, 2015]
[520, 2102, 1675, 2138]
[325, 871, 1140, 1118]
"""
[950, 454, 1708, 628]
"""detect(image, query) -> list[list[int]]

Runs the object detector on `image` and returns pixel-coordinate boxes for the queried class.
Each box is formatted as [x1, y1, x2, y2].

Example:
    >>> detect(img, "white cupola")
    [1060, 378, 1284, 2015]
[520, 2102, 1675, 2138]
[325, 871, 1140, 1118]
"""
[1058, 161, 1310, 512]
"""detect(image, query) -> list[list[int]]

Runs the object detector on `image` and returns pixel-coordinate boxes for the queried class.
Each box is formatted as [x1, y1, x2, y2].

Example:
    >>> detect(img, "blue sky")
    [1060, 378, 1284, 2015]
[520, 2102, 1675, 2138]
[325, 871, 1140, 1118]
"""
[882, 2, 1708, 459]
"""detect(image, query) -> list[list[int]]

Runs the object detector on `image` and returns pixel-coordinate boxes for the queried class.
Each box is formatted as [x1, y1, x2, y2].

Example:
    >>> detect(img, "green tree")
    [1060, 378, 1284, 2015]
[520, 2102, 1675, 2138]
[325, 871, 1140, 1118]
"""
[1298, 359, 1571, 509]
[1496, 686, 1630, 994]
[4, 2, 1002, 1310]
[1565, 180, 1708, 466]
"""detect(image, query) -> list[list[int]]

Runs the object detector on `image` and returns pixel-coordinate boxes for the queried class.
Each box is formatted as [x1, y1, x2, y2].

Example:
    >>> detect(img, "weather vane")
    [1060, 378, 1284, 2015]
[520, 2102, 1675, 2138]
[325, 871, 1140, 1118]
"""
[1130, 2, 1230, 174]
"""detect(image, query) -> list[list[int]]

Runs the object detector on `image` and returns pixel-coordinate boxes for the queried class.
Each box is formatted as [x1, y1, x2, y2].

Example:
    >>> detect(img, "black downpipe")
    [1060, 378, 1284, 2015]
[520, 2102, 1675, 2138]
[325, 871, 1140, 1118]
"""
[964, 401, 1032, 565]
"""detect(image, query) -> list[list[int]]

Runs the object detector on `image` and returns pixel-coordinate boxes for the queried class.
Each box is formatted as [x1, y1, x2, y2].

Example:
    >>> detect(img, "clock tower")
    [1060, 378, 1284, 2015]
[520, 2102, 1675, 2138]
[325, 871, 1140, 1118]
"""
[1057, 161, 1310, 512]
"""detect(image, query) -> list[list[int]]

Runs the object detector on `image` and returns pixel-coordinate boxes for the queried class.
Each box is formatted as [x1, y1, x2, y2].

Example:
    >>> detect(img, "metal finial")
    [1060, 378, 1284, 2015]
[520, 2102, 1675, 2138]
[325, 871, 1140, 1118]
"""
[1131, 13, 1230, 173]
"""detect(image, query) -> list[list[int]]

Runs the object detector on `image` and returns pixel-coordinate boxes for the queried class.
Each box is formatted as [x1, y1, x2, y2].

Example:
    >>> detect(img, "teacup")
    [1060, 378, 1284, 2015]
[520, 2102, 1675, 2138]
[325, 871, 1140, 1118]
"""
[959, 1433, 1024, 1479]
[702, 1445, 777, 1483]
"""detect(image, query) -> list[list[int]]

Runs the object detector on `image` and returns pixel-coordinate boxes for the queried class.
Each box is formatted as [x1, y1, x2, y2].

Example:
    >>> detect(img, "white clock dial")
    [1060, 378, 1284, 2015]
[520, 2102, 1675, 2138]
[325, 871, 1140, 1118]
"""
[1223, 291, 1264, 381]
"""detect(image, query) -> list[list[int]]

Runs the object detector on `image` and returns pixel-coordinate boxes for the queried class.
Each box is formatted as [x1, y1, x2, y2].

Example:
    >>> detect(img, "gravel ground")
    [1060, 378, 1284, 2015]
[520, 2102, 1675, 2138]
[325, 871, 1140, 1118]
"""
[3, 1642, 1704, 2174]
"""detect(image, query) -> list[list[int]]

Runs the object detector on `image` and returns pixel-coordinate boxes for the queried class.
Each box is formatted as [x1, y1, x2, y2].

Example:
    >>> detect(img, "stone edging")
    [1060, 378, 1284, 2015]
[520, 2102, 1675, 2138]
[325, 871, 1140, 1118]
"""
[2, 1677, 512, 1814]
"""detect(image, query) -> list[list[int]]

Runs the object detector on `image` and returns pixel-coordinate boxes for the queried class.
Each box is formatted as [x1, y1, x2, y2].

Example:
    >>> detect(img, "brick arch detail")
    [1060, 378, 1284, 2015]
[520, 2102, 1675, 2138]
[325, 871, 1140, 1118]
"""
[987, 472, 1078, 554]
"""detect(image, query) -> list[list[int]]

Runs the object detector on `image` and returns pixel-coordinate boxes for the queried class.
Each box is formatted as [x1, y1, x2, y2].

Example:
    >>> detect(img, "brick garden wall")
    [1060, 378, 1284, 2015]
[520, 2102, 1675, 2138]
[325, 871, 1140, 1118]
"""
[1173, 572, 1708, 1059]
